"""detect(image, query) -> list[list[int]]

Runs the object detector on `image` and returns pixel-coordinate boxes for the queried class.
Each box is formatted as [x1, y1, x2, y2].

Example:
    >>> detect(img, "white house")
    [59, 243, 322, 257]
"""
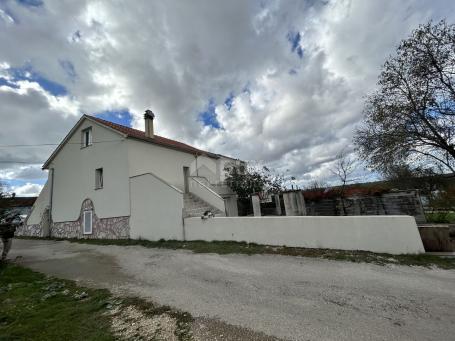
[19, 111, 241, 240]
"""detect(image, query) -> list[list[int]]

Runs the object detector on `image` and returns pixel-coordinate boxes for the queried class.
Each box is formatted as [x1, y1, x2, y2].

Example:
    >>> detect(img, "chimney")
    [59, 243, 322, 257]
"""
[144, 109, 155, 138]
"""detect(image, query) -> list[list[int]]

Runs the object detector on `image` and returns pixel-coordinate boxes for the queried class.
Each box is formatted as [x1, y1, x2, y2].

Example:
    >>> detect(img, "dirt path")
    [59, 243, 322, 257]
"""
[10, 239, 455, 341]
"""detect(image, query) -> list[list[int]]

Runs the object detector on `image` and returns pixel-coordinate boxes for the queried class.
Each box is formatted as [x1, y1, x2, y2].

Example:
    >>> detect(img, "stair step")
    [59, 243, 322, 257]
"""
[183, 192, 225, 217]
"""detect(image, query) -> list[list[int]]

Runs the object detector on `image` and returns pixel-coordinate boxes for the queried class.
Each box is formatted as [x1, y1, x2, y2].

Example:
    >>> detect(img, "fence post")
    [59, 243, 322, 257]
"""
[251, 195, 261, 216]
[274, 194, 282, 215]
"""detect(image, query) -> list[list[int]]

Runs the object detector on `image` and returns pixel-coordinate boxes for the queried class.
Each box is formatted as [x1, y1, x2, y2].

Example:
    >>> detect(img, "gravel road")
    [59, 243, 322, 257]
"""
[9, 239, 455, 341]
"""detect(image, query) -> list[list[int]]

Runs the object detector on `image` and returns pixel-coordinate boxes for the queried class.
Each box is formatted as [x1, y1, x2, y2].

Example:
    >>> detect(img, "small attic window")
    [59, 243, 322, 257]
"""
[82, 127, 92, 147]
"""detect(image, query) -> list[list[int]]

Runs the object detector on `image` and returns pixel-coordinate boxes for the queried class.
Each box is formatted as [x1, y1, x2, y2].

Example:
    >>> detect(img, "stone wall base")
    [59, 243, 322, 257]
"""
[15, 224, 43, 237]
[19, 198, 130, 239]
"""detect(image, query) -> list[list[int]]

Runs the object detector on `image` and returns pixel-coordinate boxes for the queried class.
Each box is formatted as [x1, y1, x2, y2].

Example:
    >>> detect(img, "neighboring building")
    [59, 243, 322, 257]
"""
[19, 111, 241, 240]
[0, 196, 36, 221]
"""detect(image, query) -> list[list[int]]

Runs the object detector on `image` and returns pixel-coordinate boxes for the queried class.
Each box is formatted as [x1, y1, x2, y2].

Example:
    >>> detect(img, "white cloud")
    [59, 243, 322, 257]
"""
[10, 182, 43, 197]
[0, 0, 454, 189]
[0, 8, 14, 25]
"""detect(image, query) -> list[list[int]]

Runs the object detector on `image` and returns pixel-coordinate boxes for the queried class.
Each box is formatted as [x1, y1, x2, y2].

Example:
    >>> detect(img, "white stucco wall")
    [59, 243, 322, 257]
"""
[49, 119, 130, 222]
[127, 139, 225, 190]
[129, 173, 184, 240]
[26, 178, 50, 225]
[183, 216, 425, 254]
[128, 139, 198, 190]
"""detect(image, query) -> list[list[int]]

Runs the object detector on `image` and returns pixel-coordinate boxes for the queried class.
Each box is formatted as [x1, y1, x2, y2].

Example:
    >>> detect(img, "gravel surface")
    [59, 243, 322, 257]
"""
[10, 239, 455, 341]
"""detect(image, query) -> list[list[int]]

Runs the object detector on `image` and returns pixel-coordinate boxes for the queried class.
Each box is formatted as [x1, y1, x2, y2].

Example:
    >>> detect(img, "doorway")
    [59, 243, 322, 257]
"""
[183, 167, 190, 193]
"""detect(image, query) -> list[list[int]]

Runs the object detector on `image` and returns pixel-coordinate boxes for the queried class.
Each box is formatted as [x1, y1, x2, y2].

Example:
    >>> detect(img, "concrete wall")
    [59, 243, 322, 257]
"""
[49, 119, 130, 222]
[224, 195, 239, 217]
[283, 191, 306, 216]
[130, 172, 184, 240]
[183, 216, 425, 254]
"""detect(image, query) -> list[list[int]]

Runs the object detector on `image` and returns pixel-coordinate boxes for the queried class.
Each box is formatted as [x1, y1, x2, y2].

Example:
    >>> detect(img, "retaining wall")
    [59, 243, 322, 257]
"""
[184, 216, 425, 254]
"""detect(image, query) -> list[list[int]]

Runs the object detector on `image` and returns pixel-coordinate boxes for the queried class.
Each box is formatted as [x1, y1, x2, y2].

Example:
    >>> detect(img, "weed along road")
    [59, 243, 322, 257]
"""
[10, 238, 455, 341]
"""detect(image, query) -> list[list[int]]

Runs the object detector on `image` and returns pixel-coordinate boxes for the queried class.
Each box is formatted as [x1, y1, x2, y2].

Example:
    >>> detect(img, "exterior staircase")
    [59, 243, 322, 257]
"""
[183, 193, 225, 217]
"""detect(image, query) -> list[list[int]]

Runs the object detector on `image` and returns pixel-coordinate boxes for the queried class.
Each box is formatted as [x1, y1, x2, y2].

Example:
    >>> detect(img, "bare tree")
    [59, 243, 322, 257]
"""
[331, 150, 357, 187]
[355, 20, 455, 175]
[305, 179, 329, 191]
[330, 150, 358, 215]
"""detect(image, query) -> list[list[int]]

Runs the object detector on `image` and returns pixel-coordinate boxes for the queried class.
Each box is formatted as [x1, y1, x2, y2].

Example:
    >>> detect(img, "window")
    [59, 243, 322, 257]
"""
[83, 210, 92, 234]
[95, 168, 103, 189]
[82, 127, 92, 147]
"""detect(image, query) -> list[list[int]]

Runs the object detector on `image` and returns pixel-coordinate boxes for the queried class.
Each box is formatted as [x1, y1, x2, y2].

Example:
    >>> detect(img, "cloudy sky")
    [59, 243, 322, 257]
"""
[1, 0, 454, 196]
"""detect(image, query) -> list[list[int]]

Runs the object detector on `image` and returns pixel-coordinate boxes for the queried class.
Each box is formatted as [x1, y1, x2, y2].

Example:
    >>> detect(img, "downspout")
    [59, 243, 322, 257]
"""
[195, 153, 199, 177]
[48, 168, 54, 237]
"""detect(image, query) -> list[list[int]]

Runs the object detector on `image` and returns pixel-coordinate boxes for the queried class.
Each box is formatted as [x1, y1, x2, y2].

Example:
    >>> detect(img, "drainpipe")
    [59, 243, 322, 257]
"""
[48, 168, 54, 237]
[195, 153, 199, 177]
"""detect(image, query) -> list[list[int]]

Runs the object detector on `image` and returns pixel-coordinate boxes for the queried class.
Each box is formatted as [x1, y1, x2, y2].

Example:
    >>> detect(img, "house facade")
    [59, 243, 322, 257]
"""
[19, 111, 241, 240]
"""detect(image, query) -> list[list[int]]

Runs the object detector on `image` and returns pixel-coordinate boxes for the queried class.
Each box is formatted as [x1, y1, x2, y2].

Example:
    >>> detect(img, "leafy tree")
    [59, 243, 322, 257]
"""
[426, 186, 455, 223]
[383, 163, 447, 193]
[224, 163, 284, 199]
[355, 20, 455, 175]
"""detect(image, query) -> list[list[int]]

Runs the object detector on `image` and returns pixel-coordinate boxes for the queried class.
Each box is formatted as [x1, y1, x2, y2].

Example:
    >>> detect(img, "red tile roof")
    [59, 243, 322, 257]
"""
[89, 115, 221, 158]
[0, 197, 37, 209]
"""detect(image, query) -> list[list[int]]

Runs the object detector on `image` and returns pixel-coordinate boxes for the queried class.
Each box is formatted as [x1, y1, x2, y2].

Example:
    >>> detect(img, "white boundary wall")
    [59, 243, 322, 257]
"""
[184, 216, 425, 254]
[130, 173, 184, 240]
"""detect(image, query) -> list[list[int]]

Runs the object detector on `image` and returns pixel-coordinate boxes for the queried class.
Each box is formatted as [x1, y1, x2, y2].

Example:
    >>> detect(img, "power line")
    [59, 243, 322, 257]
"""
[0, 140, 125, 148]
[0, 161, 44, 164]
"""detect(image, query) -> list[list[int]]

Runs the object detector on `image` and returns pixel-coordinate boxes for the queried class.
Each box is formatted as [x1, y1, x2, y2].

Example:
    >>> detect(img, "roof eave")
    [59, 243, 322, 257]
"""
[126, 135, 219, 159]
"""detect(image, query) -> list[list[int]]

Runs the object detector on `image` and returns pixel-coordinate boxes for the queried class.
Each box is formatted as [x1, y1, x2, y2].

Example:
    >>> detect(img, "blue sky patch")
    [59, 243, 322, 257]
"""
[199, 99, 221, 129]
[7, 65, 67, 96]
[289, 68, 298, 75]
[224, 92, 235, 110]
[16, 0, 43, 7]
[242, 83, 251, 96]
[95, 109, 133, 127]
[0, 77, 20, 89]
[287, 31, 304, 58]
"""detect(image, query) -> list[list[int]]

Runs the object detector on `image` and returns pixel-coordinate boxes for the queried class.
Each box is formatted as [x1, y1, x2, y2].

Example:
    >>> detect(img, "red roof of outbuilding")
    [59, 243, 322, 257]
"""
[0, 197, 36, 209]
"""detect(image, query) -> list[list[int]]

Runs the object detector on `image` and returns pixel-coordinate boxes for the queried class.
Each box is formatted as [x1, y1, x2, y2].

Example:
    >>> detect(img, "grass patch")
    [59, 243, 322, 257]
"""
[0, 263, 114, 340]
[425, 212, 455, 223]
[0, 263, 193, 340]
[27, 237, 455, 270]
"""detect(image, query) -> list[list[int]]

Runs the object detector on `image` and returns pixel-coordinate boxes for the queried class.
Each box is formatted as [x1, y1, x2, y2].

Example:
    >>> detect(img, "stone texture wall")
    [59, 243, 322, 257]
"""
[20, 198, 130, 239]
[15, 207, 48, 237]
[51, 199, 129, 239]
[15, 223, 43, 237]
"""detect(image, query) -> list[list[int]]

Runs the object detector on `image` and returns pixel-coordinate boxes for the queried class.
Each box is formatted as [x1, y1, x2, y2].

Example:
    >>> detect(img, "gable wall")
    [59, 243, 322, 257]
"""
[49, 119, 130, 222]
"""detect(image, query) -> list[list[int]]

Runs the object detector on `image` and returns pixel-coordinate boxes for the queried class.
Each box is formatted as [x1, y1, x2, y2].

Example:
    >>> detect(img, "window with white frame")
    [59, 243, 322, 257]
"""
[95, 168, 103, 189]
[83, 210, 93, 234]
[81, 127, 92, 147]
